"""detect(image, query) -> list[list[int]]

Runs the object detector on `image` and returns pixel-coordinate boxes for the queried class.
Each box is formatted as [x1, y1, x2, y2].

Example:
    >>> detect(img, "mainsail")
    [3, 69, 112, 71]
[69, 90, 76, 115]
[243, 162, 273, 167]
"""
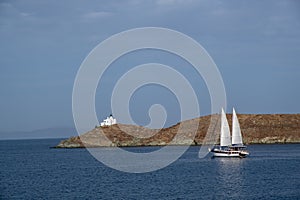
[232, 108, 243, 145]
[220, 108, 231, 146]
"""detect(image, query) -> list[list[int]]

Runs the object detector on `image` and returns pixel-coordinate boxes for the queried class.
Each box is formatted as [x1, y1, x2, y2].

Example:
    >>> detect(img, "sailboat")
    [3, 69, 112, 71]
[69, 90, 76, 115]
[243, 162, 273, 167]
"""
[210, 108, 249, 158]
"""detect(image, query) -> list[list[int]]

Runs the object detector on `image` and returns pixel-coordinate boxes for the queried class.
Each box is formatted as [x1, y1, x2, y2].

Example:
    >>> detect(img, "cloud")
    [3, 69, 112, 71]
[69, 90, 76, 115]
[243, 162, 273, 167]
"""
[0, 2, 35, 21]
[82, 11, 114, 20]
[155, 0, 197, 6]
[20, 12, 34, 17]
[0, 2, 13, 9]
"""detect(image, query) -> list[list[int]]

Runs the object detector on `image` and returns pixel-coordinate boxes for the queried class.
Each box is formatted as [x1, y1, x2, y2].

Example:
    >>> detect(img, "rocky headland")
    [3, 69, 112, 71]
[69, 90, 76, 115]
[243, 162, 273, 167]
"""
[56, 114, 300, 148]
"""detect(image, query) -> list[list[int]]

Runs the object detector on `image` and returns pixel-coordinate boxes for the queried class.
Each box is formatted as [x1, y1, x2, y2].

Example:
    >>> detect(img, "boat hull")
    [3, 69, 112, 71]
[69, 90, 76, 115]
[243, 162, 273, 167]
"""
[213, 152, 240, 157]
[211, 149, 249, 158]
[212, 150, 240, 157]
[239, 151, 250, 158]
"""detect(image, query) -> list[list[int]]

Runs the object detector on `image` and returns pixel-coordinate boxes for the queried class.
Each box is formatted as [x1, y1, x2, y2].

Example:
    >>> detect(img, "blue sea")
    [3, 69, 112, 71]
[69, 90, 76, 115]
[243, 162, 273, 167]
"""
[0, 139, 299, 199]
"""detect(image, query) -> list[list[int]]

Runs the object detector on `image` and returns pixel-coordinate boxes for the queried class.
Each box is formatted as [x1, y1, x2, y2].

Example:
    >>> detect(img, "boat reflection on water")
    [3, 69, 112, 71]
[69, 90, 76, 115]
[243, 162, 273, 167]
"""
[213, 158, 246, 197]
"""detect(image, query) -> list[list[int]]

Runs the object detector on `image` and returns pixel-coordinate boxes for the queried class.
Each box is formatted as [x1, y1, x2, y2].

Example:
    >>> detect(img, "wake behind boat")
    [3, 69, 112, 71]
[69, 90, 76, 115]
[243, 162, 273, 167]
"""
[210, 108, 249, 158]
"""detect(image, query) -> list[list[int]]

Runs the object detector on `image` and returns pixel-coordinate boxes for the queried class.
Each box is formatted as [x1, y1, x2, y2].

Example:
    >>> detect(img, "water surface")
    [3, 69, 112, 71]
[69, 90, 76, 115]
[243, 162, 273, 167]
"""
[0, 139, 299, 199]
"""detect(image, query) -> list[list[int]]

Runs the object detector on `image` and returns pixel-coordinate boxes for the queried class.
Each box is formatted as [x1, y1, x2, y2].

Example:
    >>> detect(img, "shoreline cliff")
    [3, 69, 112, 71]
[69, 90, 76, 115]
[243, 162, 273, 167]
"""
[56, 114, 300, 148]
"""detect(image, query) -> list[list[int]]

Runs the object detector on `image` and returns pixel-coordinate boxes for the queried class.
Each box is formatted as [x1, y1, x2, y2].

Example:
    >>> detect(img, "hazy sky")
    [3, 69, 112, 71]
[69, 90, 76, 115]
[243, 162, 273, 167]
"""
[0, 0, 300, 133]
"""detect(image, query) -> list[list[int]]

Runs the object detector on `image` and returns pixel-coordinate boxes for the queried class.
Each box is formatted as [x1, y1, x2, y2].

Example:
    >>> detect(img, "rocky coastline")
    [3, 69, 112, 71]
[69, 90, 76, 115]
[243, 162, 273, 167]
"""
[56, 114, 300, 148]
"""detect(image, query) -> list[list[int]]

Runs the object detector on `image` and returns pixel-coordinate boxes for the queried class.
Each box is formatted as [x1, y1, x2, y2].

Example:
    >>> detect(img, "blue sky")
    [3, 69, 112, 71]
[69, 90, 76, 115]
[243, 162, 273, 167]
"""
[0, 0, 300, 134]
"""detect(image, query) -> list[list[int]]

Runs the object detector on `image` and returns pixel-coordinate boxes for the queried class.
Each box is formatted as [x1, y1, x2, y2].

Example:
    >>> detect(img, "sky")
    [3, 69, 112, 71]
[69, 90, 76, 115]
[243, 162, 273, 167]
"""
[0, 0, 300, 137]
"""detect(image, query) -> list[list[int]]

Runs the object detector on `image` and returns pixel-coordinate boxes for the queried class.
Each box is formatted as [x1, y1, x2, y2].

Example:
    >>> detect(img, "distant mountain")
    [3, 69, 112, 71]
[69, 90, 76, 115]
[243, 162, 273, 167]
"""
[0, 127, 77, 140]
[56, 114, 300, 148]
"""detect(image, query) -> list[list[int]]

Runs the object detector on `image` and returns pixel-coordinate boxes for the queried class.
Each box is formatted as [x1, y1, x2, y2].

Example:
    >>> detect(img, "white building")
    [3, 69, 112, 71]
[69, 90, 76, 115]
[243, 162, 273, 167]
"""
[100, 114, 117, 126]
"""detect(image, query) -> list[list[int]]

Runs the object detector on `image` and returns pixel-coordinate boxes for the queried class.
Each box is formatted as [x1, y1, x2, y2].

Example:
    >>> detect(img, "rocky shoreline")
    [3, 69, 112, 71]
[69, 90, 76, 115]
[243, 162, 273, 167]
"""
[56, 114, 300, 148]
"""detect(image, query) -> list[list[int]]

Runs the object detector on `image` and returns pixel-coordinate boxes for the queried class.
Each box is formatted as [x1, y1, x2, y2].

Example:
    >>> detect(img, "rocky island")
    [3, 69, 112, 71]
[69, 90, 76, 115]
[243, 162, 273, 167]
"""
[56, 114, 300, 148]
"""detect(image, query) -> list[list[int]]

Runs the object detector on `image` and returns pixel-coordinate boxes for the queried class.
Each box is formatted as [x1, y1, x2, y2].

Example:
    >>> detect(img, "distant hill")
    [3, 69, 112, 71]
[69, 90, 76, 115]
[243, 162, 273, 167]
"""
[56, 114, 300, 148]
[0, 127, 77, 140]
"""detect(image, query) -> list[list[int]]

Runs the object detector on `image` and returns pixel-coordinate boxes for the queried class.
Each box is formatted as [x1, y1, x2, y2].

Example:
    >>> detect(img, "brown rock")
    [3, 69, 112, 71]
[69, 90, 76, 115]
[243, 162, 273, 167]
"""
[55, 114, 300, 148]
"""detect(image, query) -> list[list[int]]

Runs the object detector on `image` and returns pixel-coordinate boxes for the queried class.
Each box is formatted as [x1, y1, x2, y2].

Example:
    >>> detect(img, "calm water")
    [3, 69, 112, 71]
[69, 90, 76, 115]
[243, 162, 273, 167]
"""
[0, 139, 299, 199]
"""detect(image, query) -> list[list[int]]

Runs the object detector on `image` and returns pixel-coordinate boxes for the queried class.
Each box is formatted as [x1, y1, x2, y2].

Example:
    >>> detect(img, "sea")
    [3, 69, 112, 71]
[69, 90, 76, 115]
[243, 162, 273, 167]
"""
[0, 139, 299, 199]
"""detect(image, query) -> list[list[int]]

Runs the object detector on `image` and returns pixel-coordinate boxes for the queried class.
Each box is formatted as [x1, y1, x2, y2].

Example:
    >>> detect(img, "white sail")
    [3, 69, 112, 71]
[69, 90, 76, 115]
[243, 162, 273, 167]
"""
[220, 108, 231, 146]
[232, 108, 243, 145]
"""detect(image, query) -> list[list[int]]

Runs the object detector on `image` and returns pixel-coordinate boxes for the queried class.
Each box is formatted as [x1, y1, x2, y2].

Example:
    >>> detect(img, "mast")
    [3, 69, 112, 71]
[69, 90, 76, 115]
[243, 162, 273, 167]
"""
[232, 108, 243, 145]
[220, 108, 231, 147]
